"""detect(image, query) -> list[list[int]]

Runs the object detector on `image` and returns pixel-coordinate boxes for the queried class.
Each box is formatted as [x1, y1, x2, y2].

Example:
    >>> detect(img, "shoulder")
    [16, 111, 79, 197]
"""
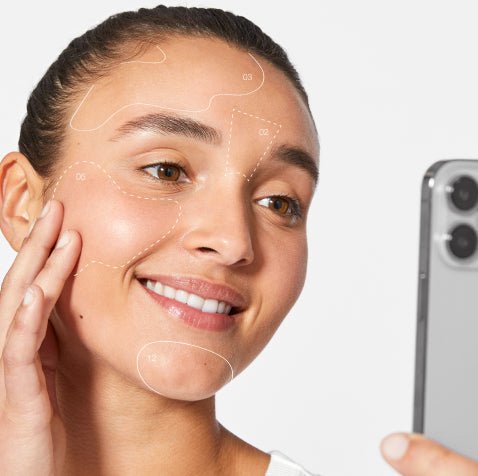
[265, 450, 321, 476]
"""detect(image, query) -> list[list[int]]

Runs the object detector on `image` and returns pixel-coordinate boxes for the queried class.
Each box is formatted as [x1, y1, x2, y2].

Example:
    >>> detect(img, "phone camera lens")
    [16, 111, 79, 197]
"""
[447, 224, 477, 259]
[449, 175, 478, 211]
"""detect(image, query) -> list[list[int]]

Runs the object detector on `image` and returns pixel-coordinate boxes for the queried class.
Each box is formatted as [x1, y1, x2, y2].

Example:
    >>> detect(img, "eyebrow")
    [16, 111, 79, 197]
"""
[109, 112, 222, 144]
[269, 143, 319, 186]
[110, 112, 319, 185]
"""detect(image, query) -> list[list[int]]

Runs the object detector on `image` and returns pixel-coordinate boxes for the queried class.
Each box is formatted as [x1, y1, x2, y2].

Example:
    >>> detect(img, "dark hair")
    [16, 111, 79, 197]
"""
[19, 5, 314, 197]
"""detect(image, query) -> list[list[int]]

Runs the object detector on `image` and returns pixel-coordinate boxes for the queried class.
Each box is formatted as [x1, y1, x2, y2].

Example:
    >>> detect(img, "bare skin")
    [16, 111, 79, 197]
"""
[0, 36, 318, 475]
[0, 199, 80, 475]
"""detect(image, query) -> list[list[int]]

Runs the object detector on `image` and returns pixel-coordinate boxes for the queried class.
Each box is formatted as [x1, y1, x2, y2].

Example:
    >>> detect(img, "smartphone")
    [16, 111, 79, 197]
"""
[414, 159, 478, 460]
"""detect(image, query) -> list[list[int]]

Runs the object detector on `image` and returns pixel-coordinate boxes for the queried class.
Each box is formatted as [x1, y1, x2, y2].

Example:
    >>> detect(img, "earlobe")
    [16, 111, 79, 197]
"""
[0, 151, 45, 251]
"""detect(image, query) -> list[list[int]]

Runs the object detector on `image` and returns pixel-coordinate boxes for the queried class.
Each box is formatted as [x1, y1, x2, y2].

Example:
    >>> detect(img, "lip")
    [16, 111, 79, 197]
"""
[135, 274, 248, 311]
[138, 279, 239, 332]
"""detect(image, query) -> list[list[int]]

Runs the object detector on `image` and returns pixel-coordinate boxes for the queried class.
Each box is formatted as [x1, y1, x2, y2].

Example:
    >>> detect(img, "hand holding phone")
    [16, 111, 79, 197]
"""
[414, 159, 478, 460]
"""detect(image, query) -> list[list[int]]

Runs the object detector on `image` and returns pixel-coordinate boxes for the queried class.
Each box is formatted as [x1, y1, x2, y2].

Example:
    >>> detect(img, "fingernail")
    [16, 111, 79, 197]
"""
[39, 200, 51, 219]
[55, 230, 71, 249]
[382, 433, 409, 460]
[23, 286, 35, 306]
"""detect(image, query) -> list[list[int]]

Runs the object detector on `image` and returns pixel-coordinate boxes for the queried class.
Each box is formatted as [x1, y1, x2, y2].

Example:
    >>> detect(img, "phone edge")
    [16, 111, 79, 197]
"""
[412, 160, 446, 433]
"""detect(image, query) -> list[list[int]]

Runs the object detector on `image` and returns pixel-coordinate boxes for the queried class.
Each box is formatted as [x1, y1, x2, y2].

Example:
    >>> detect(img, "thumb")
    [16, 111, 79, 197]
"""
[380, 432, 478, 476]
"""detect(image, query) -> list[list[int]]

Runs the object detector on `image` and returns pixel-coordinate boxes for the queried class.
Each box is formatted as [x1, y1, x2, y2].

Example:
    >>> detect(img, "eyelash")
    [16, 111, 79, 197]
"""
[139, 160, 304, 223]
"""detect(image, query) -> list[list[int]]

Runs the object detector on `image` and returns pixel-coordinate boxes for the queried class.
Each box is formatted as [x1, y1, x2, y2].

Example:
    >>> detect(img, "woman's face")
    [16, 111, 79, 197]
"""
[50, 36, 319, 400]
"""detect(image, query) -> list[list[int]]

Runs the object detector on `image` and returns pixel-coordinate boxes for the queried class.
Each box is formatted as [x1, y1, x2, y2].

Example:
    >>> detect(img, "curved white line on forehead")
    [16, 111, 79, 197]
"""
[69, 51, 265, 132]
[120, 45, 167, 65]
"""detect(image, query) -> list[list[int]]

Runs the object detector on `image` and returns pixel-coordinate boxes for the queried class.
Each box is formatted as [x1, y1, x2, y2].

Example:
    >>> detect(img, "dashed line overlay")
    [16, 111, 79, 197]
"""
[225, 107, 282, 181]
[51, 160, 182, 277]
[61, 43, 285, 391]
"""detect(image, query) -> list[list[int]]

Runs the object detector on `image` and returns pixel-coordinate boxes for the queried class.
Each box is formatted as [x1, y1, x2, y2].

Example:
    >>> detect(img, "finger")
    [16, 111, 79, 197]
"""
[31, 228, 81, 340]
[380, 432, 478, 476]
[2, 284, 51, 419]
[2, 227, 80, 413]
[0, 199, 63, 347]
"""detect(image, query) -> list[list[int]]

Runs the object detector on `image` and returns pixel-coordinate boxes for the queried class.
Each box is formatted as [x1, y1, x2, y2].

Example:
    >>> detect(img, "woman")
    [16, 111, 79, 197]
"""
[0, 5, 476, 476]
[0, 5, 319, 475]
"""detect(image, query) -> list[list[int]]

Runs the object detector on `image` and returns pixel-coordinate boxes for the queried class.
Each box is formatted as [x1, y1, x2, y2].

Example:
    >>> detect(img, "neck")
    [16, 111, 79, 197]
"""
[56, 349, 234, 476]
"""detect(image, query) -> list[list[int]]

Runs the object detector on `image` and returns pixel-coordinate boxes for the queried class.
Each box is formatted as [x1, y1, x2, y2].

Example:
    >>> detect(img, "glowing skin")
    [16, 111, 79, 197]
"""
[48, 43, 272, 401]
[2, 36, 319, 474]
[69, 45, 266, 131]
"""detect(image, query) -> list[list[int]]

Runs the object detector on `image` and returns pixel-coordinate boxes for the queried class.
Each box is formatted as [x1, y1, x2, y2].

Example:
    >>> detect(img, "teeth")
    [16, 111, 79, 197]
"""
[187, 293, 204, 311]
[175, 289, 189, 304]
[154, 281, 163, 295]
[163, 285, 176, 299]
[202, 298, 219, 313]
[144, 279, 232, 315]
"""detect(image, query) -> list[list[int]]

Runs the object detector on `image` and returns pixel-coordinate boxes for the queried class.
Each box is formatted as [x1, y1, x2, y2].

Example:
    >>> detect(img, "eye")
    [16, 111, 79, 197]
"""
[267, 196, 290, 215]
[257, 194, 303, 222]
[157, 164, 180, 181]
[140, 161, 188, 183]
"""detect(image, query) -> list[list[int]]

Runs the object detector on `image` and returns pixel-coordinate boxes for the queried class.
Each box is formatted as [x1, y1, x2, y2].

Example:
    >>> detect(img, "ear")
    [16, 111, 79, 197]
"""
[0, 151, 46, 251]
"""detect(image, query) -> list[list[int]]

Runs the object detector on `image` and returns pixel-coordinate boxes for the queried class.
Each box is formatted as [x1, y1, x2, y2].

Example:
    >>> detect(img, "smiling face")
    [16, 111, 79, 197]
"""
[49, 36, 319, 401]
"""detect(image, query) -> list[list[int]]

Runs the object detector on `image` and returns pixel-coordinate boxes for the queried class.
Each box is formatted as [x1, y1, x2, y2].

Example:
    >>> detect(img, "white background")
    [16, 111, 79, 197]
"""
[2, 1, 478, 475]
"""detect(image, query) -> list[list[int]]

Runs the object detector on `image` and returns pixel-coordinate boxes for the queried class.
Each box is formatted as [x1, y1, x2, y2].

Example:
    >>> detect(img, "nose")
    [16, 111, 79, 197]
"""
[179, 177, 255, 267]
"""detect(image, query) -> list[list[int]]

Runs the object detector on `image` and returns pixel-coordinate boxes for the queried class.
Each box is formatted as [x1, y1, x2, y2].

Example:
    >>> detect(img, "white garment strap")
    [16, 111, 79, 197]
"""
[265, 450, 321, 476]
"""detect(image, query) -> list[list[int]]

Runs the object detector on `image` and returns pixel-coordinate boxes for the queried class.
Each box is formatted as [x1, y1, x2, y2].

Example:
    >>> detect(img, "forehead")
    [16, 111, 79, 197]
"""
[68, 36, 318, 157]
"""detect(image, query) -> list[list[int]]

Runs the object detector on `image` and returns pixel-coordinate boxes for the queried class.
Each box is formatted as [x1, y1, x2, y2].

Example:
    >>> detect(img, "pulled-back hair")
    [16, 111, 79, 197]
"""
[18, 5, 313, 196]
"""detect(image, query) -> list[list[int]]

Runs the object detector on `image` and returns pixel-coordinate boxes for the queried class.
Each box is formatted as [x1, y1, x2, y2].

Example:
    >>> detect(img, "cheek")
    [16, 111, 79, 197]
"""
[50, 159, 180, 348]
[235, 231, 307, 376]
[52, 160, 180, 272]
[266, 230, 308, 314]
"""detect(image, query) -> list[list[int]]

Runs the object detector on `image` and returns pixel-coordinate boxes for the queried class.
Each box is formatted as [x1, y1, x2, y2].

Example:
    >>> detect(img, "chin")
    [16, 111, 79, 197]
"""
[136, 339, 235, 400]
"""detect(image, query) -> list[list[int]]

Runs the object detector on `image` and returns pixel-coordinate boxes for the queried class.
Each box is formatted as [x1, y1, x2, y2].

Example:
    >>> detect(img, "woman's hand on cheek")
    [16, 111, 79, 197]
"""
[380, 432, 478, 475]
[0, 199, 81, 476]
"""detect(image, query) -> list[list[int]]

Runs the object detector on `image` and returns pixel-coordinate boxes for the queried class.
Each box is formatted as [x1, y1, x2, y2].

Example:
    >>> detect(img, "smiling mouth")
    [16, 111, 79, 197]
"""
[136, 278, 242, 316]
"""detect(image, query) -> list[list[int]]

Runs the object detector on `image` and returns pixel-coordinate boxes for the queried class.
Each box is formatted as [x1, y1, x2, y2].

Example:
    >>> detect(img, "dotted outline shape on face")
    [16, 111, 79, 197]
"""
[61, 45, 283, 397]
[50, 159, 182, 277]
[69, 46, 266, 132]
[225, 108, 282, 181]
[136, 340, 235, 390]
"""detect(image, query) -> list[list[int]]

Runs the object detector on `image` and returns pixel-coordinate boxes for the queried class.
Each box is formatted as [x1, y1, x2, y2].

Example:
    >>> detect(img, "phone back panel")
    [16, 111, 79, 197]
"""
[415, 159, 478, 459]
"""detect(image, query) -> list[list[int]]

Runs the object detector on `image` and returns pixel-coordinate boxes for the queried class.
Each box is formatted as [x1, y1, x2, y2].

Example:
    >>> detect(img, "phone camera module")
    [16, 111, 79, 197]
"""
[448, 175, 478, 211]
[447, 224, 477, 259]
